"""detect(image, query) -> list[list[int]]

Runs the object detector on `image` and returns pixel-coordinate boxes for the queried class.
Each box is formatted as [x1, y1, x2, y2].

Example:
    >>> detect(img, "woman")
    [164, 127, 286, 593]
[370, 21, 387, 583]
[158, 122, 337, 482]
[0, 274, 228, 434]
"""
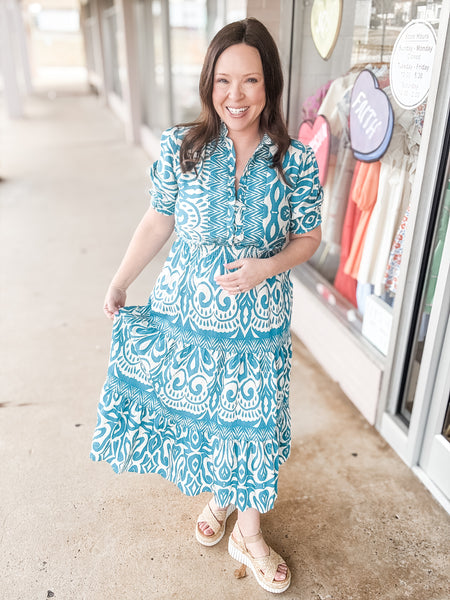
[91, 17, 322, 594]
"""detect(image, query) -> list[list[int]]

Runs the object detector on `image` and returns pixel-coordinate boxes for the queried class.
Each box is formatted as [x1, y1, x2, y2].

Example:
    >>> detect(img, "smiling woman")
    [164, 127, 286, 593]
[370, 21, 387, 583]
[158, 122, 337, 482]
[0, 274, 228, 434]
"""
[90, 17, 323, 595]
[179, 18, 290, 182]
[212, 44, 266, 138]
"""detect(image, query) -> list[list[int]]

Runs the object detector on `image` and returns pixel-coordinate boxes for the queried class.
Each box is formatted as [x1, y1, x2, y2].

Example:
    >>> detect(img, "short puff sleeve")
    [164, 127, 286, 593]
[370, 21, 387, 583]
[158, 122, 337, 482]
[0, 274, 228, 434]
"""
[149, 127, 180, 215]
[289, 145, 323, 235]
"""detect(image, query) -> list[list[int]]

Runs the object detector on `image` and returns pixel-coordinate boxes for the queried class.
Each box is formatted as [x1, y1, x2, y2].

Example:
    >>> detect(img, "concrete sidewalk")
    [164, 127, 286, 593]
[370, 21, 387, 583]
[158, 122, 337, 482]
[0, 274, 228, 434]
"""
[1, 91, 449, 600]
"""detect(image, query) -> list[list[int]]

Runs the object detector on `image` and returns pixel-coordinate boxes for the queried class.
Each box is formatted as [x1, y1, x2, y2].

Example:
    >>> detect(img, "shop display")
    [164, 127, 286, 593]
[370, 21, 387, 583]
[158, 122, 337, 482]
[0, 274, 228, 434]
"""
[295, 1, 440, 355]
[292, 0, 449, 502]
[305, 69, 422, 321]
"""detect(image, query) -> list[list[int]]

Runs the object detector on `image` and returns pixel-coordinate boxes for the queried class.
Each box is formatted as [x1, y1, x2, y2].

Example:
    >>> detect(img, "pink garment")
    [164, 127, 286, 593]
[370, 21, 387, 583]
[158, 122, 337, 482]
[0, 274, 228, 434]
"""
[301, 80, 332, 122]
[344, 161, 381, 279]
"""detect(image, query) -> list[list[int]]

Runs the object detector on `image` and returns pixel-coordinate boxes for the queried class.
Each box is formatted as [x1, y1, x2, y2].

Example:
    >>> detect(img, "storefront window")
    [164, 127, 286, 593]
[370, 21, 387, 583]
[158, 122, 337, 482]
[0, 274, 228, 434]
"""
[136, 0, 247, 133]
[290, 0, 443, 359]
[103, 3, 122, 98]
[398, 163, 450, 422]
[83, 16, 96, 75]
[135, 0, 172, 133]
[168, 0, 247, 124]
[443, 397, 450, 443]
[169, 0, 208, 124]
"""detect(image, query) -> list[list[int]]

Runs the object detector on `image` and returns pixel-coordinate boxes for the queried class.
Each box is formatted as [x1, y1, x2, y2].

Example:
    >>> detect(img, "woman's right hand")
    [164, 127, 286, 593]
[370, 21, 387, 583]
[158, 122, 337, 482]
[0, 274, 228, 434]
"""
[103, 285, 127, 320]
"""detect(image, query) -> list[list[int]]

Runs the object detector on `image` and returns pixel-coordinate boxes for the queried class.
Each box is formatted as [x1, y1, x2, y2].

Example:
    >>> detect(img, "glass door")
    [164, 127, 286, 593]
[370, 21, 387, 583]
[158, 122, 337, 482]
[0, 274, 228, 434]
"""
[395, 141, 450, 427]
[135, 0, 173, 133]
[418, 171, 450, 502]
[420, 312, 450, 500]
[102, 1, 122, 98]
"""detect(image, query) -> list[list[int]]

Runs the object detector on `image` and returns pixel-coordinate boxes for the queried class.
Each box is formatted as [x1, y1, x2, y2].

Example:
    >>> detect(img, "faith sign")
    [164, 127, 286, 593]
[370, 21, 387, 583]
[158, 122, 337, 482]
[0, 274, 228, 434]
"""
[350, 70, 394, 162]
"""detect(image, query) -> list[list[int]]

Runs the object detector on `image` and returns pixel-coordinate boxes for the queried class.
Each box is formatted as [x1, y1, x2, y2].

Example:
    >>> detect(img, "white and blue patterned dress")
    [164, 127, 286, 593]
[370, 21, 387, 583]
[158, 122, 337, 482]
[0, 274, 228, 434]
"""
[90, 124, 322, 513]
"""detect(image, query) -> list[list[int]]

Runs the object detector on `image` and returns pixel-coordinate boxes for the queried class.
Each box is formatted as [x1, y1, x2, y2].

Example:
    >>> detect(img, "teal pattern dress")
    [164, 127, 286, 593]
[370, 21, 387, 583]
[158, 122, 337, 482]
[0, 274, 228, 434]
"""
[90, 124, 322, 513]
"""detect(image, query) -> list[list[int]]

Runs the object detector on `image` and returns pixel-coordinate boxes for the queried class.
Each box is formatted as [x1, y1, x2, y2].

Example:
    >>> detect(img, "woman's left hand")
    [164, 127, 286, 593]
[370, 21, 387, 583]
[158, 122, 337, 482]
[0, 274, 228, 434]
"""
[214, 258, 270, 295]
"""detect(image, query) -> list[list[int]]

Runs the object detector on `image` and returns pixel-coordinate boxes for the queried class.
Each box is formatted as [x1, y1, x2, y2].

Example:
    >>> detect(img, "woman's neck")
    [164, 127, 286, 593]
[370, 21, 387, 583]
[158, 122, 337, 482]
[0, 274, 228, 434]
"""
[228, 128, 262, 153]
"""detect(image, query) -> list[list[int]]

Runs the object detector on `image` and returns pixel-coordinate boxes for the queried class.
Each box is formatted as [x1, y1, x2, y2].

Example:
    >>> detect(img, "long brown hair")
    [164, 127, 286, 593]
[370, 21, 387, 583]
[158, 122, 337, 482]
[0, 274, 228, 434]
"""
[179, 18, 290, 181]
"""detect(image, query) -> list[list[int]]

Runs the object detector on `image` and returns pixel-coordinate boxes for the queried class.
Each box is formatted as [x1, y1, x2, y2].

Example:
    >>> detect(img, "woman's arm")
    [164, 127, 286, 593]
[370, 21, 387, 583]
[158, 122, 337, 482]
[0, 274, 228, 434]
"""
[214, 226, 321, 294]
[103, 207, 175, 319]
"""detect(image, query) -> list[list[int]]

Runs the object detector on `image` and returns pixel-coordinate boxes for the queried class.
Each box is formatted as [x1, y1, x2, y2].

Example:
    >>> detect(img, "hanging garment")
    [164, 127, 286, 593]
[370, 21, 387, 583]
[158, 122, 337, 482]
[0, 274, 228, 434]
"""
[371, 86, 423, 297]
[333, 161, 362, 306]
[317, 71, 359, 231]
[301, 80, 332, 122]
[324, 145, 357, 249]
[384, 204, 410, 296]
[344, 161, 382, 279]
[357, 156, 410, 295]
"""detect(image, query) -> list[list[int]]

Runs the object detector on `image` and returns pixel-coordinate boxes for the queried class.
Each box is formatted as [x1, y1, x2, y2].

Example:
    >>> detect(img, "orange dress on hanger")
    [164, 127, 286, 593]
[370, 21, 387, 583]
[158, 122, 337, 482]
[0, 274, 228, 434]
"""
[333, 161, 362, 306]
[344, 161, 381, 279]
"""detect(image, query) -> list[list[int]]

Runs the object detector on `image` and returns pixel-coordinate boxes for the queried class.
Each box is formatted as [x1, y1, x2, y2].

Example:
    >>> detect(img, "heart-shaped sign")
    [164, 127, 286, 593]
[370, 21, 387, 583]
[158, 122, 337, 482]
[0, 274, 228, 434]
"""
[298, 115, 331, 185]
[350, 70, 394, 162]
[311, 0, 343, 60]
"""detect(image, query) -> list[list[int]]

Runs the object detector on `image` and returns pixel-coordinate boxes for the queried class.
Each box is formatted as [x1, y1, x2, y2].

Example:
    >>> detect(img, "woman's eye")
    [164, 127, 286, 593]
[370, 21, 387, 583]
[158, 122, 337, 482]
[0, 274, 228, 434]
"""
[216, 78, 228, 84]
[247, 78, 258, 83]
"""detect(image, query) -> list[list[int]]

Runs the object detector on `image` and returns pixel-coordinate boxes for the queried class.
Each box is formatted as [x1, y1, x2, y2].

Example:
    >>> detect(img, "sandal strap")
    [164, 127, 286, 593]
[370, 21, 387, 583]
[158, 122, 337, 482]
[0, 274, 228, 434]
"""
[197, 502, 221, 534]
[252, 548, 286, 584]
[242, 530, 263, 545]
[212, 505, 228, 520]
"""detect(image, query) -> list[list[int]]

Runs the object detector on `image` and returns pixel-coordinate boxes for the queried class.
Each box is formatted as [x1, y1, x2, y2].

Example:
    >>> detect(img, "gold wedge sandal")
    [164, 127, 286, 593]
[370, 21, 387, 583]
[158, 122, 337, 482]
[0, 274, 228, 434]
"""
[195, 501, 236, 547]
[228, 523, 291, 594]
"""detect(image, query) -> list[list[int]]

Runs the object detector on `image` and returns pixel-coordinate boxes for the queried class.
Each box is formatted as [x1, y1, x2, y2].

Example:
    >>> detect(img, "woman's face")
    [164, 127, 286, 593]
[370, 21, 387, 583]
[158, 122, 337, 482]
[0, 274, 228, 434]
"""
[212, 43, 266, 140]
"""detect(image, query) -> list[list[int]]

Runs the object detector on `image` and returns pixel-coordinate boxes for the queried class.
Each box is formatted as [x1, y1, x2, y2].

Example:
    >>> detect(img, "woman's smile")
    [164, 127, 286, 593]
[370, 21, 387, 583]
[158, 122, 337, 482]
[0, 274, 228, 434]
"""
[212, 43, 266, 140]
[227, 106, 249, 116]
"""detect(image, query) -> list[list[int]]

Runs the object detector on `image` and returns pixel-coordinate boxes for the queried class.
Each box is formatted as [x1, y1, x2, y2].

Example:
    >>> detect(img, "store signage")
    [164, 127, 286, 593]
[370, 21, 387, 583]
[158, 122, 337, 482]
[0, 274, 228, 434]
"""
[390, 20, 436, 109]
[298, 116, 331, 185]
[362, 295, 393, 356]
[350, 70, 394, 162]
[310, 0, 342, 60]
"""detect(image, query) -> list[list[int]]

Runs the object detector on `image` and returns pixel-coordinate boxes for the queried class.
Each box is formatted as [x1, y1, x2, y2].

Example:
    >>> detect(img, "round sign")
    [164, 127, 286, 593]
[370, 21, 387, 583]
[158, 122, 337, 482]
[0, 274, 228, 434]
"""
[390, 20, 436, 110]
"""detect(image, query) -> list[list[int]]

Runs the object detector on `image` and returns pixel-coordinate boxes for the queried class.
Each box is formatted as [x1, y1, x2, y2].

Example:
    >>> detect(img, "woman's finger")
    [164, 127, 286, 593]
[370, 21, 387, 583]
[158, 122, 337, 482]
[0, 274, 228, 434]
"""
[224, 260, 244, 270]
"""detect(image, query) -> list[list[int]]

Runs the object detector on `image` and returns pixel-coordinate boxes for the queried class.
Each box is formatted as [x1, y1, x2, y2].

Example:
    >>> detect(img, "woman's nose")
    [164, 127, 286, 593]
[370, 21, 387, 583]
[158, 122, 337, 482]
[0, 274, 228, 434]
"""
[228, 82, 244, 100]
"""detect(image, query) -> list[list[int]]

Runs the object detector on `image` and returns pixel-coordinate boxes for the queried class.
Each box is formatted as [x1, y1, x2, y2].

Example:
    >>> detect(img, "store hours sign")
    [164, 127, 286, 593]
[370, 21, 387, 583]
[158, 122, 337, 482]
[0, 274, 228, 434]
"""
[390, 20, 437, 110]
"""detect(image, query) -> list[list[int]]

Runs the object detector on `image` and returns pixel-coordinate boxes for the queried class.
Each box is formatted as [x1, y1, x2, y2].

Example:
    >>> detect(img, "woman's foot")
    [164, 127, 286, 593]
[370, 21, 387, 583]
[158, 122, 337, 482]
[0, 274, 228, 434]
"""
[233, 522, 288, 582]
[196, 499, 235, 546]
[198, 498, 227, 536]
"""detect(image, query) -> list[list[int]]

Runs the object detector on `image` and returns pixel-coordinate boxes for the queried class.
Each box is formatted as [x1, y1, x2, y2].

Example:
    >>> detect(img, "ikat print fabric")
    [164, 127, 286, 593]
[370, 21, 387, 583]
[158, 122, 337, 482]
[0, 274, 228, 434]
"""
[90, 124, 322, 513]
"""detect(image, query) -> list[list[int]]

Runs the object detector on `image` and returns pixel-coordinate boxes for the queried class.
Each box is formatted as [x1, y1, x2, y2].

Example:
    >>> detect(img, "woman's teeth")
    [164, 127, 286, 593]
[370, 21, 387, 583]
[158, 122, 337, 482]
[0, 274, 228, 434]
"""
[227, 107, 248, 115]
